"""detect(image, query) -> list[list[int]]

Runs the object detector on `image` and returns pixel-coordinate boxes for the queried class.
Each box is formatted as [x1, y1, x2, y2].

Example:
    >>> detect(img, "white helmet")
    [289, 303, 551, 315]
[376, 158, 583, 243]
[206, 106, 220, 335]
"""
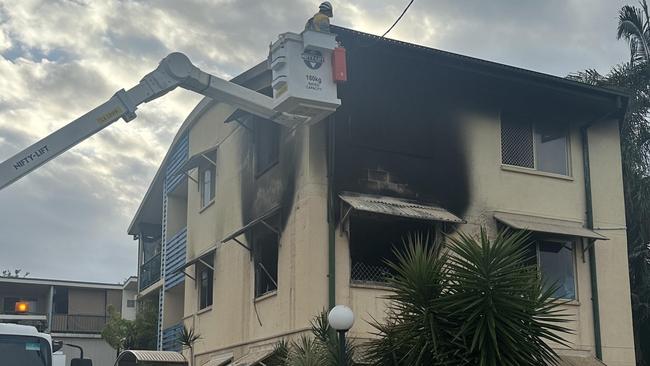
[320, 1, 333, 14]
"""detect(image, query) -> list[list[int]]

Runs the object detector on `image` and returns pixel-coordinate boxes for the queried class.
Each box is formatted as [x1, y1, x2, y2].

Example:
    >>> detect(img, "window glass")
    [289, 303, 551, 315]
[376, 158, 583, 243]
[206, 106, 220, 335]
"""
[126, 299, 135, 308]
[254, 215, 280, 297]
[538, 241, 576, 300]
[255, 117, 280, 176]
[0, 335, 51, 366]
[200, 156, 216, 208]
[198, 259, 213, 309]
[534, 124, 568, 175]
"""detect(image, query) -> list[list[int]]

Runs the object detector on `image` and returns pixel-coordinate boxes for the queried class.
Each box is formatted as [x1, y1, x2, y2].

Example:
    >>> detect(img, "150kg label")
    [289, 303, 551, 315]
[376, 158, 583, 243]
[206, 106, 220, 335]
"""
[97, 107, 124, 125]
[305, 74, 322, 91]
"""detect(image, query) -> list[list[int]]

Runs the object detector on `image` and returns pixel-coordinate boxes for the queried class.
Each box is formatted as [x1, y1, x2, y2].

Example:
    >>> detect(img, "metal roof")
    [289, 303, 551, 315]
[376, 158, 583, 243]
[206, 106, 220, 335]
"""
[494, 211, 608, 240]
[117, 350, 187, 364]
[331, 25, 630, 104]
[221, 205, 281, 244]
[340, 192, 464, 224]
[231, 348, 275, 366]
[201, 353, 233, 366]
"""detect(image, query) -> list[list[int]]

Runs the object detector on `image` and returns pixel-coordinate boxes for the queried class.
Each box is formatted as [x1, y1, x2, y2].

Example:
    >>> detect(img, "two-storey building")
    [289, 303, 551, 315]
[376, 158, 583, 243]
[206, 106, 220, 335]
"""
[0, 276, 137, 366]
[128, 26, 635, 365]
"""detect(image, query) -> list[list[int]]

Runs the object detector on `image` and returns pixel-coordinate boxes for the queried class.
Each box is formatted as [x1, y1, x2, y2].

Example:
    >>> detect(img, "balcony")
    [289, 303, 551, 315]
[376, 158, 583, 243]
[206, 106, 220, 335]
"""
[140, 253, 162, 291]
[51, 314, 108, 334]
[162, 323, 183, 352]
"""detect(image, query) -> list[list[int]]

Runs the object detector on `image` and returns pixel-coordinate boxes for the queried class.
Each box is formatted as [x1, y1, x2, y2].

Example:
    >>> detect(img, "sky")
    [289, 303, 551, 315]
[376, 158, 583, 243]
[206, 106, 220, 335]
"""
[0, 0, 634, 283]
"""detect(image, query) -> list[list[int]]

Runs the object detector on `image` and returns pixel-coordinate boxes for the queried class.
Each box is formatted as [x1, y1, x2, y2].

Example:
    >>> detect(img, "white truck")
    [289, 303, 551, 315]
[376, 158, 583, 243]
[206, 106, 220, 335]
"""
[0, 323, 66, 366]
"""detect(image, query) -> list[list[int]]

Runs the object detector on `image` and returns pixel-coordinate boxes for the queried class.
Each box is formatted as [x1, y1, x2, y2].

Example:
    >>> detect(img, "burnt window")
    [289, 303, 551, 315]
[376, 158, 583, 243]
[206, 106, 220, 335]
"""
[501, 113, 569, 175]
[253, 215, 280, 297]
[254, 117, 280, 176]
[197, 255, 214, 310]
[349, 215, 438, 285]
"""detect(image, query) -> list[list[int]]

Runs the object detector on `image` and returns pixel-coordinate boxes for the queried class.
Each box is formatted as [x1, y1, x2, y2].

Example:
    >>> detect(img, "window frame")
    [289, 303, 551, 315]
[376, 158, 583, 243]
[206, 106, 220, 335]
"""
[126, 299, 136, 308]
[252, 215, 280, 299]
[254, 117, 280, 178]
[198, 153, 217, 209]
[500, 115, 572, 177]
[197, 260, 214, 310]
[533, 238, 578, 301]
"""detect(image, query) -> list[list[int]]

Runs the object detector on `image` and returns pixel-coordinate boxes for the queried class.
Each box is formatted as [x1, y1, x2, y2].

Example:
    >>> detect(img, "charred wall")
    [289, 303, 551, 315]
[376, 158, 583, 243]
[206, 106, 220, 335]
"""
[332, 31, 473, 219]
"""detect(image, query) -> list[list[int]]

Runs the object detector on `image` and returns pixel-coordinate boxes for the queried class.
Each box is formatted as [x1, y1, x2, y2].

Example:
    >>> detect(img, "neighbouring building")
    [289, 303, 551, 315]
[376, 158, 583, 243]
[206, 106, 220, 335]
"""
[0, 276, 137, 366]
[128, 26, 636, 366]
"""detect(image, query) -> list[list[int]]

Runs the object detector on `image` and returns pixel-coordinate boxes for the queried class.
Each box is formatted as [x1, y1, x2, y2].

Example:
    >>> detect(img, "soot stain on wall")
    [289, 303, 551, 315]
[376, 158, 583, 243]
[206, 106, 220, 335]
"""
[238, 116, 300, 241]
[332, 29, 472, 219]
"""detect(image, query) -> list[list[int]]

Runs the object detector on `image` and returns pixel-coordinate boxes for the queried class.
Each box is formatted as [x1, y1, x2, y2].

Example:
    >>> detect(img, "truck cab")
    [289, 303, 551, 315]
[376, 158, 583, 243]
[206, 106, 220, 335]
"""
[0, 323, 54, 366]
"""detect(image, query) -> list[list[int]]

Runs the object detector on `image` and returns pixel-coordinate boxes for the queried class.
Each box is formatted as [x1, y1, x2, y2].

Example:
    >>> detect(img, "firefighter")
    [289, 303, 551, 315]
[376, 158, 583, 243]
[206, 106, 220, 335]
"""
[305, 2, 333, 33]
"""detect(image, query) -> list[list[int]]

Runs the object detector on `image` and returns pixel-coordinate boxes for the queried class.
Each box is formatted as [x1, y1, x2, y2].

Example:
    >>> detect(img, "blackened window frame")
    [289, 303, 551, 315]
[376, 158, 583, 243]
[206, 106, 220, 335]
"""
[254, 117, 280, 178]
[253, 214, 280, 298]
[347, 213, 443, 286]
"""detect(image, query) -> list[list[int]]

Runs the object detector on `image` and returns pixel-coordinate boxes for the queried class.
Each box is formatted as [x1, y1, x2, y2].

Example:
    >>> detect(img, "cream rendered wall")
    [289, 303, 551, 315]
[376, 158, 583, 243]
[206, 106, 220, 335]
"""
[178, 102, 332, 364]
[68, 288, 105, 316]
[169, 96, 634, 365]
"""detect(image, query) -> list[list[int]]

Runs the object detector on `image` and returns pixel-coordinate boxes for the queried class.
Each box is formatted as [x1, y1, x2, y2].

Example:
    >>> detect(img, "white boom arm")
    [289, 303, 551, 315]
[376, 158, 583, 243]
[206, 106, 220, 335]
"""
[0, 53, 307, 190]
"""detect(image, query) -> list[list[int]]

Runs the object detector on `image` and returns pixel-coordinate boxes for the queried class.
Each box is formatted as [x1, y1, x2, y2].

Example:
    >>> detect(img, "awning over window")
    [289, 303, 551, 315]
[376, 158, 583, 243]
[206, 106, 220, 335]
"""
[557, 355, 607, 366]
[179, 244, 217, 271]
[339, 192, 464, 224]
[177, 145, 218, 173]
[221, 205, 281, 245]
[494, 211, 608, 240]
[231, 348, 276, 366]
[203, 353, 233, 366]
[116, 350, 186, 364]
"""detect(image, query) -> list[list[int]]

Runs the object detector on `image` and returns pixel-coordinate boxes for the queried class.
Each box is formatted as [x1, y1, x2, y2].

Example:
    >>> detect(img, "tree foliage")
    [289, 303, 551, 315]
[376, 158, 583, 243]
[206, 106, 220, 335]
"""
[570, 60, 650, 365]
[363, 231, 570, 366]
[618, 0, 650, 64]
[101, 300, 158, 353]
[1, 269, 29, 278]
[273, 311, 358, 366]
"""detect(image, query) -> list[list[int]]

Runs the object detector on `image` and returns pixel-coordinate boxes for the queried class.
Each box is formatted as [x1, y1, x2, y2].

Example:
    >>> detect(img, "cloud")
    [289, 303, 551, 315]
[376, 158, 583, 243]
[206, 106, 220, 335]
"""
[0, 0, 635, 282]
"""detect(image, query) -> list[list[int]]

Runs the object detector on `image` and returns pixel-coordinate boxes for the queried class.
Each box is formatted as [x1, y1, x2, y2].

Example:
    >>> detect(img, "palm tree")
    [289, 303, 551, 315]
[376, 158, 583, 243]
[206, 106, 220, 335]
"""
[618, 0, 650, 64]
[364, 230, 571, 366]
[179, 326, 201, 366]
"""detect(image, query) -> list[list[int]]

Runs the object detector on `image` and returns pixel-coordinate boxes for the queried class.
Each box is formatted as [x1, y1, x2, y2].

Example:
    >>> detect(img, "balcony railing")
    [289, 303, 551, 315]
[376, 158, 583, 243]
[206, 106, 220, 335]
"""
[140, 253, 162, 291]
[51, 314, 108, 333]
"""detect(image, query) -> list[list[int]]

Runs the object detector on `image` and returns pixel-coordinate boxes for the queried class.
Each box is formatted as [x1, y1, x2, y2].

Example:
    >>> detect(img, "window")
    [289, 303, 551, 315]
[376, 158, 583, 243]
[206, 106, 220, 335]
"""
[255, 117, 280, 176]
[349, 215, 438, 284]
[198, 257, 214, 309]
[52, 287, 68, 314]
[199, 152, 216, 208]
[501, 114, 569, 175]
[126, 299, 136, 308]
[253, 215, 280, 297]
[531, 240, 577, 300]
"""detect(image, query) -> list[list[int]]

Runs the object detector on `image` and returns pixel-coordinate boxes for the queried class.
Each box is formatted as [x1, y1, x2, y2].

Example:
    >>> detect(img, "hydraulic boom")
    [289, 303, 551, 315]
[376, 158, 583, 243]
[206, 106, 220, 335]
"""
[0, 52, 308, 190]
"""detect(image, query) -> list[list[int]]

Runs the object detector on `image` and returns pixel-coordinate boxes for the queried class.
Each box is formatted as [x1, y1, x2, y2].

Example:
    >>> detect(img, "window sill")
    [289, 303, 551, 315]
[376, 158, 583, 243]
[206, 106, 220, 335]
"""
[199, 199, 215, 213]
[197, 306, 212, 315]
[552, 299, 580, 306]
[254, 290, 277, 303]
[501, 165, 574, 181]
[350, 281, 392, 291]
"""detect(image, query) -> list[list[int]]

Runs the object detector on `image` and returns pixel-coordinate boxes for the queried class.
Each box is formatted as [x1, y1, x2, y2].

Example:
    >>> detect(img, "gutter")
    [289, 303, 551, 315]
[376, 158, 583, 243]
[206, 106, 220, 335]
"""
[327, 115, 336, 309]
[581, 105, 623, 360]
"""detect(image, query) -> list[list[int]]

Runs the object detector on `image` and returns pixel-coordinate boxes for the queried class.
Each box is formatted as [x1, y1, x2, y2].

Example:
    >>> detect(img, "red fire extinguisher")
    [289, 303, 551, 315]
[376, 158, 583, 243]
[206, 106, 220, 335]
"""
[332, 47, 347, 83]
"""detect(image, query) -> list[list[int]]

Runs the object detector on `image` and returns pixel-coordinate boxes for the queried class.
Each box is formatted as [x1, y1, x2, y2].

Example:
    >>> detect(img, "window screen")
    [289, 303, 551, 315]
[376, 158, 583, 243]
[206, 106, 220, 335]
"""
[501, 119, 534, 168]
